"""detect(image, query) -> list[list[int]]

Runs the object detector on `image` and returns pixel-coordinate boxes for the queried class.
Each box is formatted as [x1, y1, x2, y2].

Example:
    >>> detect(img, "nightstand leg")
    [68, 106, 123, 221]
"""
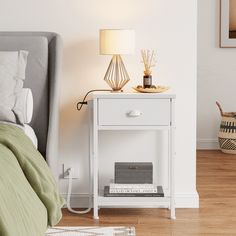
[169, 125, 176, 220]
[168, 127, 176, 220]
[93, 130, 99, 219]
[93, 99, 99, 220]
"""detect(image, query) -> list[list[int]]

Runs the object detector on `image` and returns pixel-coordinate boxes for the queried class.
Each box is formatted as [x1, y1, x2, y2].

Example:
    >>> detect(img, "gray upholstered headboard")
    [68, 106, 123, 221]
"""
[0, 32, 62, 179]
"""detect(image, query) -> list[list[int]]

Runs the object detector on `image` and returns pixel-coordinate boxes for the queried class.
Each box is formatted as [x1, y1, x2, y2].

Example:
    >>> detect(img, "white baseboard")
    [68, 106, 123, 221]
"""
[197, 139, 219, 150]
[174, 191, 199, 208]
[61, 191, 199, 209]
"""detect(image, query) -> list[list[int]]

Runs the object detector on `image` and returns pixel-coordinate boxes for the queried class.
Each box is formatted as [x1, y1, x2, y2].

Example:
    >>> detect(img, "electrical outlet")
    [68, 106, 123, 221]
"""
[62, 164, 80, 179]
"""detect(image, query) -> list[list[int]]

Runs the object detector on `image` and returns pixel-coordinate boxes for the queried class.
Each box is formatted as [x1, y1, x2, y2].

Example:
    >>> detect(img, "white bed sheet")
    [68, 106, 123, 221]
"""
[23, 124, 38, 149]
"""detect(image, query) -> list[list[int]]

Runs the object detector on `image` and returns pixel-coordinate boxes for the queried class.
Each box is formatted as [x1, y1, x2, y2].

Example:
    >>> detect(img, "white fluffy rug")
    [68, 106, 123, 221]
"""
[46, 226, 135, 236]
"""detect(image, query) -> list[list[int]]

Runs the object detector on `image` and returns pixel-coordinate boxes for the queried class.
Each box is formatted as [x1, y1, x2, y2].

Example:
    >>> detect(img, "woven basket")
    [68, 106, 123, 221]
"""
[216, 102, 236, 154]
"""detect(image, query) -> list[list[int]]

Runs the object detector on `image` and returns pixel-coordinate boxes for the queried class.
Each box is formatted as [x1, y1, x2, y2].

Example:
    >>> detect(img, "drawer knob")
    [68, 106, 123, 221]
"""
[127, 110, 142, 117]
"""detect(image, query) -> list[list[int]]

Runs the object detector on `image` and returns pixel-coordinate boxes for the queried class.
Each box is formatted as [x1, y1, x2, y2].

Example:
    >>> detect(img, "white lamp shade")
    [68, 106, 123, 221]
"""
[100, 29, 135, 55]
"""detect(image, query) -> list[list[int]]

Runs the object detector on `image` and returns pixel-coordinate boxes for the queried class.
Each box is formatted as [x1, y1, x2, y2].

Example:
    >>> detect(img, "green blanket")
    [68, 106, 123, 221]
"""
[0, 124, 65, 236]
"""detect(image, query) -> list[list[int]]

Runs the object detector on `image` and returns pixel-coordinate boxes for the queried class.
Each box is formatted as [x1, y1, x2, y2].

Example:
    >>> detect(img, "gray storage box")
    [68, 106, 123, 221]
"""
[115, 162, 153, 184]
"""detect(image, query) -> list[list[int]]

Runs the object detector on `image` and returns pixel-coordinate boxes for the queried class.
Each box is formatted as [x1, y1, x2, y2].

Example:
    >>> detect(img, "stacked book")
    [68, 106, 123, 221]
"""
[104, 184, 164, 197]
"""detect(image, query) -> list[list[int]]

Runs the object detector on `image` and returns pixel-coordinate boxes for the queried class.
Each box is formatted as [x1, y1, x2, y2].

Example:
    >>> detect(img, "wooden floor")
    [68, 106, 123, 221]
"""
[59, 151, 236, 235]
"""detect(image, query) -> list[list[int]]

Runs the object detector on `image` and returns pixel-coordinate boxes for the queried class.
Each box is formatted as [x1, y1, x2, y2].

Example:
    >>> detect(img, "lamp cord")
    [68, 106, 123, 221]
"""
[76, 89, 112, 111]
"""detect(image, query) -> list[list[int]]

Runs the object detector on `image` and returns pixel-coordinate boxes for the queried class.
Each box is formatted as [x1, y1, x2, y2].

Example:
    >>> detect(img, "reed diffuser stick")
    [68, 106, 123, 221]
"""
[141, 49, 157, 76]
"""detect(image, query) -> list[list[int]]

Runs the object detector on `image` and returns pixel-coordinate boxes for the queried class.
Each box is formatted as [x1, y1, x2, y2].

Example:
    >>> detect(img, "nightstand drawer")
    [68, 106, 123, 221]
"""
[98, 99, 170, 126]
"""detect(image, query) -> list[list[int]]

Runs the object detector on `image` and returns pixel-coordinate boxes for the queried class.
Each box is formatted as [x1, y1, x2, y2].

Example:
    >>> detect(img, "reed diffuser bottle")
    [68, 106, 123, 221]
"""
[141, 49, 157, 88]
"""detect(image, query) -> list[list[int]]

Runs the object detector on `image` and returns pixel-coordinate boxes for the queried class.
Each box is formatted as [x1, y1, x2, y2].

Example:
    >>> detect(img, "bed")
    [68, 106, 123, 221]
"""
[0, 32, 64, 236]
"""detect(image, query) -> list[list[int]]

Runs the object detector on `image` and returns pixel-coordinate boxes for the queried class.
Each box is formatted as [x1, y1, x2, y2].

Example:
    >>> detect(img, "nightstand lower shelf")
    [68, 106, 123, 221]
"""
[98, 196, 170, 208]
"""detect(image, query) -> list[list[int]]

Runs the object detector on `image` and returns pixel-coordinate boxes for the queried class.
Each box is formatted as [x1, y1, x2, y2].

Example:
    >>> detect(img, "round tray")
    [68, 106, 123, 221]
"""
[133, 86, 170, 93]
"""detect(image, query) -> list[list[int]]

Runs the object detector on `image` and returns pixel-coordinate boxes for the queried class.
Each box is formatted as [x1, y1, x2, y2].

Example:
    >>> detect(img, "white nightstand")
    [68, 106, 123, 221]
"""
[88, 92, 176, 219]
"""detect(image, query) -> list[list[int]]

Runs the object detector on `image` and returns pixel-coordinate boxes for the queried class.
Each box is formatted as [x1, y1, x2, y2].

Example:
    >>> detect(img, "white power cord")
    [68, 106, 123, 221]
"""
[66, 168, 91, 214]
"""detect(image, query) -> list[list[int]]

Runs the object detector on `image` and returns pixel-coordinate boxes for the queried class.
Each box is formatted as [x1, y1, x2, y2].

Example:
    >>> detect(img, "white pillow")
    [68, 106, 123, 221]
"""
[14, 88, 33, 124]
[0, 50, 28, 124]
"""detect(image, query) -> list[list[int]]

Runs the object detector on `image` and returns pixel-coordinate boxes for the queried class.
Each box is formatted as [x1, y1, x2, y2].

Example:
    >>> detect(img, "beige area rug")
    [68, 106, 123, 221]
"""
[46, 226, 135, 236]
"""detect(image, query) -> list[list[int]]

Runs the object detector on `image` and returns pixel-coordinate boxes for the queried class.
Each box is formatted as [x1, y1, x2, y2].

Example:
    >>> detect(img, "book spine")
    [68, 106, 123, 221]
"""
[110, 189, 158, 193]
[104, 186, 164, 197]
[105, 193, 164, 197]
[110, 184, 155, 189]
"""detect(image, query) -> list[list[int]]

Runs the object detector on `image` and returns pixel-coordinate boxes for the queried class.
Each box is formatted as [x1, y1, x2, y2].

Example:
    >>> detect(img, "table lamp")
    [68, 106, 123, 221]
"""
[100, 29, 135, 92]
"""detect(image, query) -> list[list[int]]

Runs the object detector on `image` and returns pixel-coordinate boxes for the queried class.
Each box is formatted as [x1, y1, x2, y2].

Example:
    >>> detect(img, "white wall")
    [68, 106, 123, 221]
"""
[198, 0, 236, 149]
[0, 0, 198, 207]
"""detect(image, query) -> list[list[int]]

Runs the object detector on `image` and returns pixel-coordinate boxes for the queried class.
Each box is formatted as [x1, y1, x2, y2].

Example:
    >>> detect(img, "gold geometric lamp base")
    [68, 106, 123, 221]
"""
[104, 55, 130, 92]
